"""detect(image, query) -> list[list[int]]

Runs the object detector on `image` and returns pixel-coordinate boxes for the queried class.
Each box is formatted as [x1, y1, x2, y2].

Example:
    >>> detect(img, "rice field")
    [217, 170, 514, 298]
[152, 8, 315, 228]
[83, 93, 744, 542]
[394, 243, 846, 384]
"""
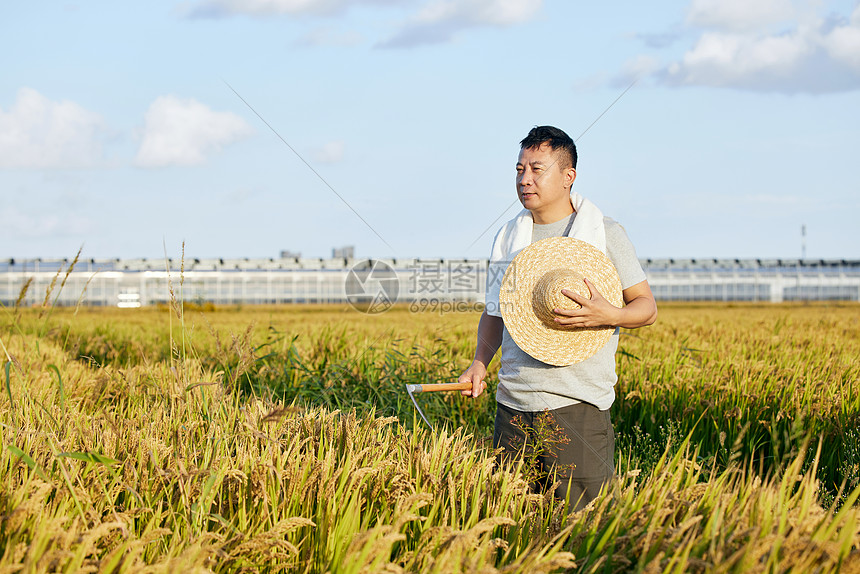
[1, 299, 860, 572]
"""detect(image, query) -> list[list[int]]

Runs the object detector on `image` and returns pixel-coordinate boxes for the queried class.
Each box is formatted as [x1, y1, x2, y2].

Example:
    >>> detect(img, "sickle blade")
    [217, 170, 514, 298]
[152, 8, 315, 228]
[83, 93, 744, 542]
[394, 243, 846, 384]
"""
[406, 384, 433, 430]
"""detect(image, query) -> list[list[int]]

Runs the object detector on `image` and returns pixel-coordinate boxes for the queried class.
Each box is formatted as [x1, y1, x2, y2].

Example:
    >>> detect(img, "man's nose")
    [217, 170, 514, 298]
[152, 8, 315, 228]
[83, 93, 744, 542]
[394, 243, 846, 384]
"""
[518, 170, 533, 187]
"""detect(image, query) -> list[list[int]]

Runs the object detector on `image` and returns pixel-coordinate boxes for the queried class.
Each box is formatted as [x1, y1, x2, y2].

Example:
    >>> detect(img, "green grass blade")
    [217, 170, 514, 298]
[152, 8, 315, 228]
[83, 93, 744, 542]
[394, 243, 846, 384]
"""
[4, 360, 13, 416]
[48, 363, 65, 410]
[57, 451, 120, 466]
[8, 444, 50, 481]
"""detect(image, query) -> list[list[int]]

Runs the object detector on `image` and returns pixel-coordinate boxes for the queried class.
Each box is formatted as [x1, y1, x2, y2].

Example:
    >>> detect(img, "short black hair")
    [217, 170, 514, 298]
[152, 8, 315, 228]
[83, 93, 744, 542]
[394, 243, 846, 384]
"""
[519, 126, 577, 170]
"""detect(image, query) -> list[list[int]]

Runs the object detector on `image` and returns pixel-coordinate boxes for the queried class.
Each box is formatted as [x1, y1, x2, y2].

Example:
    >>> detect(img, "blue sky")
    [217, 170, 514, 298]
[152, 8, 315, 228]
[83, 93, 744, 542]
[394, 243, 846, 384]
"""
[2, 0, 859, 261]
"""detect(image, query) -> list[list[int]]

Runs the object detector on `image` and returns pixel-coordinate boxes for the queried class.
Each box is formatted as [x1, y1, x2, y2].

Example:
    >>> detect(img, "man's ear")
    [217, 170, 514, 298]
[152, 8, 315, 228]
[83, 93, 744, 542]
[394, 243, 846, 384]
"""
[565, 167, 577, 189]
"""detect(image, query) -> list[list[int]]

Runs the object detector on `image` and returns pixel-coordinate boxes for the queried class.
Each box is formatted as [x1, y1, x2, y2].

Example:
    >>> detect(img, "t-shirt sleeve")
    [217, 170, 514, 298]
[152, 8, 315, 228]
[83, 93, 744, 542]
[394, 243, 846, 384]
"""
[604, 217, 647, 289]
[484, 225, 506, 317]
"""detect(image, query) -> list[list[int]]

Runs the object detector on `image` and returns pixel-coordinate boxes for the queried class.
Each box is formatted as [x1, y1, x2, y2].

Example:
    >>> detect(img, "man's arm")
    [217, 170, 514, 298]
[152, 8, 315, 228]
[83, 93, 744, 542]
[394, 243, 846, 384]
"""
[458, 310, 503, 398]
[556, 278, 657, 329]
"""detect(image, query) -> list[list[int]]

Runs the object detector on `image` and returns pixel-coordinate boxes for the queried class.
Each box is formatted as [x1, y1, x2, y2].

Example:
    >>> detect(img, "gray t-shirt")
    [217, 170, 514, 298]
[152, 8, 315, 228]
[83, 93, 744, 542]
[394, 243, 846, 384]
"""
[495, 214, 646, 412]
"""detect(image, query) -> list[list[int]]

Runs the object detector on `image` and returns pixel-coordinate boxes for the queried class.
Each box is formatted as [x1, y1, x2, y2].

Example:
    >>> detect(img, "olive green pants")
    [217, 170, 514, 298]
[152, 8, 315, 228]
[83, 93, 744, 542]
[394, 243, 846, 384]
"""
[494, 401, 615, 511]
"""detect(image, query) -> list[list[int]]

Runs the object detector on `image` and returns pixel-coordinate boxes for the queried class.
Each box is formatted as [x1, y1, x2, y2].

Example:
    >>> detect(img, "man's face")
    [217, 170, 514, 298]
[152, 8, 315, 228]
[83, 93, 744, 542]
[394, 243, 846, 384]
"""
[516, 142, 576, 223]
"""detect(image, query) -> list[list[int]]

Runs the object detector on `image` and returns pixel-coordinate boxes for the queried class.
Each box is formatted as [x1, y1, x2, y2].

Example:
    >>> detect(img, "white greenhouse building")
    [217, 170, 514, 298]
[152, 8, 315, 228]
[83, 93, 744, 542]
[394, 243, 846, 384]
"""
[2, 256, 859, 309]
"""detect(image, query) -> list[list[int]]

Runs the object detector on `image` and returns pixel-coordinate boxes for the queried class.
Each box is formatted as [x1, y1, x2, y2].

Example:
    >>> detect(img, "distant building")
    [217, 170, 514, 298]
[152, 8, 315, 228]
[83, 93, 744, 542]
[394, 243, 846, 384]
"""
[642, 258, 860, 302]
[332, 246, 355, 259]
[1, 256, 858, 308]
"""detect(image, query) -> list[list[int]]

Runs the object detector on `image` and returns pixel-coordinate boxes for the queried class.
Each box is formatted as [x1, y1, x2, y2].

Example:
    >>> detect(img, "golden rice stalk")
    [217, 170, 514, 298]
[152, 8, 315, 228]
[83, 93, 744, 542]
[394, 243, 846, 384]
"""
[39, 267, 62, 316]
[342, 525, 407, 573]
[59, 247, 82, 291]
[13, 278, 33, 311]
[4, 481, 54, 530]
[226, 517, 315, 559]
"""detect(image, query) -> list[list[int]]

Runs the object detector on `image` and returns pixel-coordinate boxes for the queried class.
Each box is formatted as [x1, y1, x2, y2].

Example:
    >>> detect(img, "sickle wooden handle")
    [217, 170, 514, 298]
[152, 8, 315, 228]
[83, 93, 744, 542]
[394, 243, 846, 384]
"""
[406, 381, 474, 393]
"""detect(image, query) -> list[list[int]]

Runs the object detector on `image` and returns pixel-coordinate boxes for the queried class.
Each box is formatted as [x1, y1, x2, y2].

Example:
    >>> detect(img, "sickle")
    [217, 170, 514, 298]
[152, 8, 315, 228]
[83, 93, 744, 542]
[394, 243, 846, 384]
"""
[405, 381, 474, 430]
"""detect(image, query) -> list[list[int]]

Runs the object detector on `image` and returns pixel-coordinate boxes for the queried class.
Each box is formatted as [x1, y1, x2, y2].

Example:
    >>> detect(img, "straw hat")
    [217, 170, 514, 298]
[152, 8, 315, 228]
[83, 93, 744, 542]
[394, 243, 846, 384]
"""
[499, 237, 623, 366]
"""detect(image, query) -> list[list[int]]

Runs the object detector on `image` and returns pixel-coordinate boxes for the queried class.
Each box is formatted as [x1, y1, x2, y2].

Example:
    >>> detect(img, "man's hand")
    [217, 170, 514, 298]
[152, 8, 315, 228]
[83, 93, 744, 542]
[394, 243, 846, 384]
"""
[555, 278, 621, 328]
[458, 360, 489, 398]
[457, 311, 503, 398]
[555, 279, 657, 329]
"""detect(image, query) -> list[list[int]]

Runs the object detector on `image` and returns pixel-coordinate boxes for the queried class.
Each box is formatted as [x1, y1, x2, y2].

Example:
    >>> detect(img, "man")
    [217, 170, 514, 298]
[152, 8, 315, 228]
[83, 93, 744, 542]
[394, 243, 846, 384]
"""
[458, 125, 657, 509]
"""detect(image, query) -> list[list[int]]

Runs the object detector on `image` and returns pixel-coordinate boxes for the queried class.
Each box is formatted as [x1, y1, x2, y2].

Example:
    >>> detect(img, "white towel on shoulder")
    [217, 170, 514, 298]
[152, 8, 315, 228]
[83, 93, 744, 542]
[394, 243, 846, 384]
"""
[485, 191, 606, 317]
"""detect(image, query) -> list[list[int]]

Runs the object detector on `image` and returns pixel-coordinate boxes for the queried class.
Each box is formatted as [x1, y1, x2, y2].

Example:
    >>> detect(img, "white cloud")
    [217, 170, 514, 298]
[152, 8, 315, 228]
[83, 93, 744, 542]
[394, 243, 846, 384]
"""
[821, 5, 860, 70]
[413, 0, 538, 27]
[219, 186, 259, 203]
[0, 88, 107, 169]
[188, 0, 539, 48]
[191, 0, 338, 17]
[311, 140, 345, 163]
[295, 27, 364, 47]
[0, 205, 93, 239]
[635, 3, 860, 93]
[612, 55, 661, 87]
[381, 0, 544, 48]
[135, 96, 252, 167]
[190, 0, 402, 17]
[687, 0, 795, 31]
[667, 30, 811, 85]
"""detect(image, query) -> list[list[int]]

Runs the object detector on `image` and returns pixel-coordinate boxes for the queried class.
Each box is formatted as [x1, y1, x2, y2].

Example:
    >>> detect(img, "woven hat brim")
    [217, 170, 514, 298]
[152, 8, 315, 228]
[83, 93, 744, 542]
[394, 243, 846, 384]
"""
[499, 237, 623, 366]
